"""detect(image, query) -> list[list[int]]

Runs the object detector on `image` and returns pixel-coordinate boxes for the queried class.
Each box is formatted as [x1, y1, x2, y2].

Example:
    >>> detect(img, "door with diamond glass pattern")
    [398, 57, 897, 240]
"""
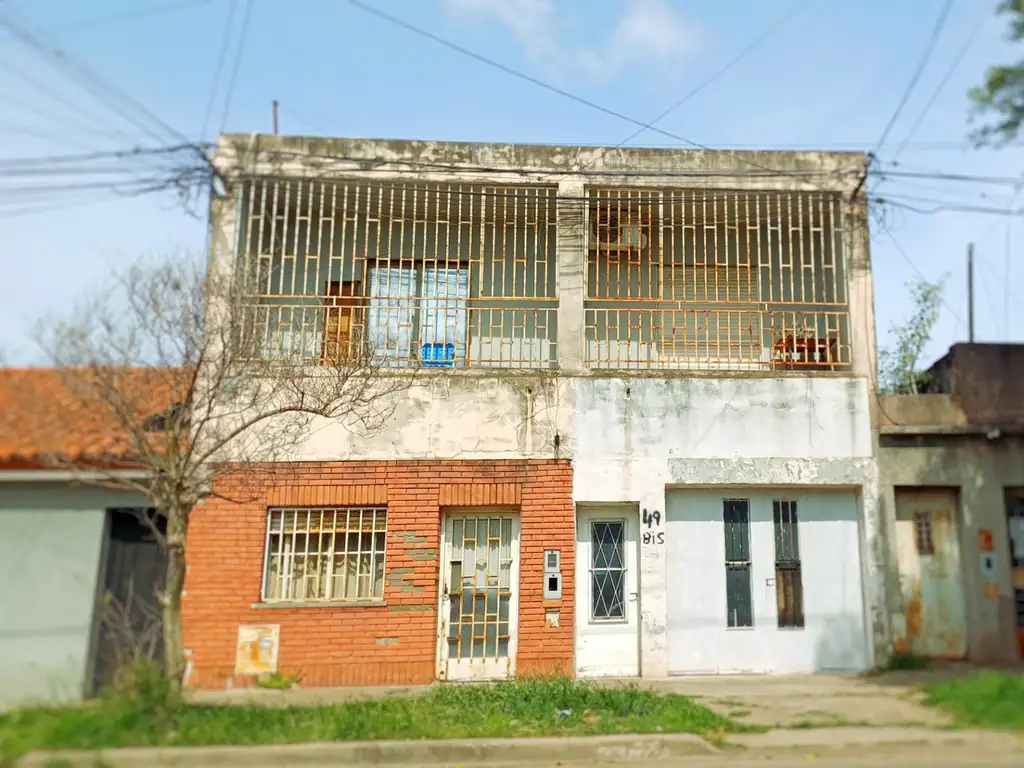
[574, 507, 640, 677]
[439, 513, 521, 681]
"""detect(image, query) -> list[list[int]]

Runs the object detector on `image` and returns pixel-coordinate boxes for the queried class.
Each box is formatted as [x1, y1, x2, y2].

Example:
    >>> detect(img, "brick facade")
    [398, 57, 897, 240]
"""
[182, 459, 574, 688]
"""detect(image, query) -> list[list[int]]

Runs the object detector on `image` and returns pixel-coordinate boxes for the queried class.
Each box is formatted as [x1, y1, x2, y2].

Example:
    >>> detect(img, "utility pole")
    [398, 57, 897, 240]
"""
[967, 242, 975, 343]
[272, 100, 279, 136]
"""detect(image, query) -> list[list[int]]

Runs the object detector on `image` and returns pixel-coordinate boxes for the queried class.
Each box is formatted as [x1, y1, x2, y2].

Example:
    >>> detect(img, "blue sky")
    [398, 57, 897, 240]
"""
[2, 0, 1022, 366]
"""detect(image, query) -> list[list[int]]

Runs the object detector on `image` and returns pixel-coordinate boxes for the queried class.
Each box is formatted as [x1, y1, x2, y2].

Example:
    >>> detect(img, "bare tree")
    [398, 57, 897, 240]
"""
[17, 252, 414, 686]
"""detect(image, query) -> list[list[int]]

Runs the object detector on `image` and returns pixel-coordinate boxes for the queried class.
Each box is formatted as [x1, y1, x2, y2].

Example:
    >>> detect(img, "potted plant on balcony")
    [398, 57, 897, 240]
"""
[772, 324, 834, 370]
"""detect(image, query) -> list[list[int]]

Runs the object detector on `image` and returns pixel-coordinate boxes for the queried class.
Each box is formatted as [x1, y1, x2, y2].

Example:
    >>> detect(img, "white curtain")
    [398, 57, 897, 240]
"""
[367, 267, 416, 362]
[419, 267, 468, 365]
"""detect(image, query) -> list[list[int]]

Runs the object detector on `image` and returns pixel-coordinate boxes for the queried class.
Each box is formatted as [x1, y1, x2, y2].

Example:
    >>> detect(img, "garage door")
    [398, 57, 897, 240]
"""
[0, 494, 106, 706]
[665, 489, 868, 675]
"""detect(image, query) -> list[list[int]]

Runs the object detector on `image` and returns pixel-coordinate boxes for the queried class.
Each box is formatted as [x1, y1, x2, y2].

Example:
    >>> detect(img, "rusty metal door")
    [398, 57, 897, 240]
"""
[893, 488, 967, 659]
[438, 512, 520, 681]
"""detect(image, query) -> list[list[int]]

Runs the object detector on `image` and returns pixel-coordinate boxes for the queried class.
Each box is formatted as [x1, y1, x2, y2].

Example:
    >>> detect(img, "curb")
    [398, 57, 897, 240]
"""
[18, 733, 720, 767]
[727, 727, 1024, 754]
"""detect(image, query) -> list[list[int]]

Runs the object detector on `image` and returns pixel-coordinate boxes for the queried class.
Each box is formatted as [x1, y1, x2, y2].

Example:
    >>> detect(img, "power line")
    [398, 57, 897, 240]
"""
[0, 6, 189, 147]
[0, 59, 135, 146]
[200, 0, 239, 140]
[876, 194, 1024, 217]
[218, 0, 255, 134]
[874, 0, 954, 152]
[884, 230, 963, 324]
[892, 4, 989, 161]
[48, 0, 213, 33]
[0, 146, 194, 169]
[0, 90, 121, 152]
[276, 104, 331, 137]
[1004, 199, 1014, 338]
[612, 0, 812, 149]
[345, 0, 839, 183]
[881, 169, 1024, 186]
[973, 250, 1005, 339]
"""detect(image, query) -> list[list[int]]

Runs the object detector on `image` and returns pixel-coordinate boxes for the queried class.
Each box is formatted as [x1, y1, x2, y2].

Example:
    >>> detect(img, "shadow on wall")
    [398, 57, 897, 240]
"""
[814, 613, 869, 673]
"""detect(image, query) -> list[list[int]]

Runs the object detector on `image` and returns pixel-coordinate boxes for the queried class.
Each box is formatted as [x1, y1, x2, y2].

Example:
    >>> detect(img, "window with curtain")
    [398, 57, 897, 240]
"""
[366, 266, 468, 365]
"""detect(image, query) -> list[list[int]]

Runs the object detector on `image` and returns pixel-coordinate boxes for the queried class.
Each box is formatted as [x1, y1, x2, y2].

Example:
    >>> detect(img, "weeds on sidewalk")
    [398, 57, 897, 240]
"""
[924, 671, 1024, 731]
[0, 665, 751, 762]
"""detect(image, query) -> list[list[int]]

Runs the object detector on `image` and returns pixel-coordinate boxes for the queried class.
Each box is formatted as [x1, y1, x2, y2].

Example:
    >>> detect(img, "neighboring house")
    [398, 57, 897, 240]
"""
[876, 343, 1024, 665]
[0, 368, 171, 707]
[182, 135, 882, 689]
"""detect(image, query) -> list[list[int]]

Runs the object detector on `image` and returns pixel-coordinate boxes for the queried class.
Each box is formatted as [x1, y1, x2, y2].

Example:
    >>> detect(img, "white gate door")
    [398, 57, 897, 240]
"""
[575, 507, 640, 677]
[439, 512, 520, 681]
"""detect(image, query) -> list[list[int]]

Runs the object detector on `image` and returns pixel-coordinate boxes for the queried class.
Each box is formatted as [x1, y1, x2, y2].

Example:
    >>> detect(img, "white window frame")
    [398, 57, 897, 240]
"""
[261, 506, 389, 603]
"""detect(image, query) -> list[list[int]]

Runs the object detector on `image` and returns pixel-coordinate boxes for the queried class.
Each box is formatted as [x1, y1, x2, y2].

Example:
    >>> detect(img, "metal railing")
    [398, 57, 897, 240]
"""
[583, 187, 851, 371]
[235, 177, 559, 369]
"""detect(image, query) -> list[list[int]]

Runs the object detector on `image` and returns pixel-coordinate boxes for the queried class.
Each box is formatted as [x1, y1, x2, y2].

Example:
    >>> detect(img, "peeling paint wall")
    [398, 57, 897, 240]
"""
[879, 435, 1024, 664]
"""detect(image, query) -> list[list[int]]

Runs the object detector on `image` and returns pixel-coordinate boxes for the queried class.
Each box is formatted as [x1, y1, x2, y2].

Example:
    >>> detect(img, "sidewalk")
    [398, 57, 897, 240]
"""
[186, 670, 958, 727]
[16, 728, 1024, 767]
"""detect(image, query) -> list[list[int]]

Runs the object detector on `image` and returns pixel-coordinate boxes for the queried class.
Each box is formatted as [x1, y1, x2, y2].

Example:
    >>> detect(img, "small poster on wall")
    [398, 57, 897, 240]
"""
[234, 624, 280, 676]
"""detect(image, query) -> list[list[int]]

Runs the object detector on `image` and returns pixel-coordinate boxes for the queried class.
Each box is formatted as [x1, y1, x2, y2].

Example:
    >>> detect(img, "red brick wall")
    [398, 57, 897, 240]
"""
[182, 459, 574, 688]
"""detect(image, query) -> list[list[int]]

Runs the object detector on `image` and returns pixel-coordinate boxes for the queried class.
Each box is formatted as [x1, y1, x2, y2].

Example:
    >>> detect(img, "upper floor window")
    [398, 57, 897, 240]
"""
[584, 187, 851, 372]
[235, 179, 559, 369]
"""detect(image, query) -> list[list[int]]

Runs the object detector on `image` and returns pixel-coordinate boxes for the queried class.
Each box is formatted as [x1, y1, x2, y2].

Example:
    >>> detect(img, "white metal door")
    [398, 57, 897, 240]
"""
[438, 512, 520, 681]
[666, 489, 867, 675]
[575, 507, 640, 677]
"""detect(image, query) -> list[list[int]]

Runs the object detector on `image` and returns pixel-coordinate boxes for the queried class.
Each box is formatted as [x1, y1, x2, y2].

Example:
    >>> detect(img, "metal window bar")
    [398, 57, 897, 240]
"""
[590, 520, 626, 622]
[584, 187, 851, 371]
[446, 516, 514, 662]
[262, 507, 387, 602]
[913, 510, 935, 556]
[773, 499, 804, 629]
[723, 499, 753, 628]
[236, 178, 559, 369]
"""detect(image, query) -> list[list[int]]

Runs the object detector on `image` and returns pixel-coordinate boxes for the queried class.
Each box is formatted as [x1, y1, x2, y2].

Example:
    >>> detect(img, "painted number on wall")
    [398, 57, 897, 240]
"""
[642, 508, 664, 545]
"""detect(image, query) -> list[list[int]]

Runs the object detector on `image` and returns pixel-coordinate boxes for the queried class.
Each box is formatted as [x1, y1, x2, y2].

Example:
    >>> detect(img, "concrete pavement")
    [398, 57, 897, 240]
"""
[188, 669, 966, 728]
[610, 671, 956, 727]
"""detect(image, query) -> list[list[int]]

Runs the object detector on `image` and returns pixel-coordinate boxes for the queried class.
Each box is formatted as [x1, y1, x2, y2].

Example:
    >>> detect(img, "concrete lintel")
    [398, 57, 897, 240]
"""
[217, 134, 866, 192]
[667, 457, 875, 487]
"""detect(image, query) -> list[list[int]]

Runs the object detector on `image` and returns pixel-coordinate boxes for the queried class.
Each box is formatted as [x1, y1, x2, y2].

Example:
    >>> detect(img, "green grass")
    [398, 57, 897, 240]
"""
[885, 654, 932, 671]
[923, 671, 1024, 731]
[254, 671, 304, 690]
[0, 677, 749, 762]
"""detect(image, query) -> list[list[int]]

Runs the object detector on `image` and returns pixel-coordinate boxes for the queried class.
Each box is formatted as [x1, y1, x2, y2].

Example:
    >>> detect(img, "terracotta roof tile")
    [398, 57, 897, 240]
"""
[0, 367, 182, 466]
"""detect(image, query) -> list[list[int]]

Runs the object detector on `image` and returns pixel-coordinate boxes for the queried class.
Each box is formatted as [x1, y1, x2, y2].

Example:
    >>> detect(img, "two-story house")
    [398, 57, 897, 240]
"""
[181, 136, 884, 689]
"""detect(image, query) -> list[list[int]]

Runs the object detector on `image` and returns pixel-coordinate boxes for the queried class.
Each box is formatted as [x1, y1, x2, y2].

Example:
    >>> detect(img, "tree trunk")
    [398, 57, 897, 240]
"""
[162, 507, 188, 687]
